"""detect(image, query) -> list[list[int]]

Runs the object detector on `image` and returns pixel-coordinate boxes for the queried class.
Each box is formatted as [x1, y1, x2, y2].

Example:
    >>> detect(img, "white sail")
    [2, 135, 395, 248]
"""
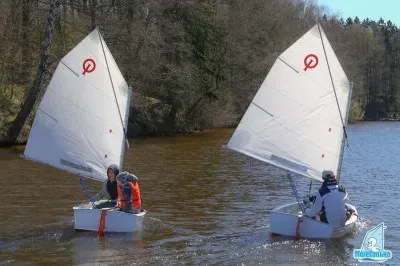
[24, 28, 131, 182]
[228, 24, 351, 182]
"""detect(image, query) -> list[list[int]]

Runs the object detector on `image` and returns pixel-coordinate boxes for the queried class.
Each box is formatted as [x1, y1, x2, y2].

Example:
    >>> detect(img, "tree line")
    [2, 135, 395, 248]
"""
[0, 0, 399, 144]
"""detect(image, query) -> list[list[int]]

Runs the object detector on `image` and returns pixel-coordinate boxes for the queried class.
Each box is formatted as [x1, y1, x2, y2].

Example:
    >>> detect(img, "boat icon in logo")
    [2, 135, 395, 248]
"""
[353, 222, 392, 263]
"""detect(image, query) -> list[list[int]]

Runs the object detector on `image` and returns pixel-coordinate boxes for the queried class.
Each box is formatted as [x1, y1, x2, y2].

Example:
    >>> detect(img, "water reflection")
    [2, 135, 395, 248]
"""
[0, 124, 399, 264]
[72, 231, 145, 265]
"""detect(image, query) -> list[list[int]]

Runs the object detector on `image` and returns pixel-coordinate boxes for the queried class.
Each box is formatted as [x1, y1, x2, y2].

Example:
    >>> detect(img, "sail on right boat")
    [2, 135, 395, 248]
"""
[227, 23, 359, 238]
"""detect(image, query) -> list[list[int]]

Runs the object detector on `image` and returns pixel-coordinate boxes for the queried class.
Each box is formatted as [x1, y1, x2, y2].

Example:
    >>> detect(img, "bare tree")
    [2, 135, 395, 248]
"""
[7, 0, 59, 144]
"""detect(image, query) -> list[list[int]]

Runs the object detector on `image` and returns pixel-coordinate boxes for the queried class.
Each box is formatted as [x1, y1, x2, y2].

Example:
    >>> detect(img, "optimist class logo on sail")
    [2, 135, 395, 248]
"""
[82, 58, 96, 75]
[303, 54, 318, 71]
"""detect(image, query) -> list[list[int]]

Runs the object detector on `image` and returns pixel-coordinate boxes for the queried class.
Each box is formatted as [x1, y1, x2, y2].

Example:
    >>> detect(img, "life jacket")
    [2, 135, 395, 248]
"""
[117, 182, 142, 210]
[106, 179, 118, 200]
[131, 182, 142, 209]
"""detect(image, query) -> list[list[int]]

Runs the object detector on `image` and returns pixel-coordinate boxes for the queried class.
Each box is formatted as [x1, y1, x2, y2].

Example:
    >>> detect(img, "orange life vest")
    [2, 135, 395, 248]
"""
[117, 182, 142, 210]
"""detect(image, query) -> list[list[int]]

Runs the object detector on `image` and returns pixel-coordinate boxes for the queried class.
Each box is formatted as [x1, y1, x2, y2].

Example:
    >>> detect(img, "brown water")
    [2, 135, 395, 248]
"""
[0, 122, 399, 265]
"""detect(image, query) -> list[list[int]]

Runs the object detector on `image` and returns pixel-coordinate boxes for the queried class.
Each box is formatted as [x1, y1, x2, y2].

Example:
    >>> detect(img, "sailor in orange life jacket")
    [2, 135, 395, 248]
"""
[115, 172, 142, 213]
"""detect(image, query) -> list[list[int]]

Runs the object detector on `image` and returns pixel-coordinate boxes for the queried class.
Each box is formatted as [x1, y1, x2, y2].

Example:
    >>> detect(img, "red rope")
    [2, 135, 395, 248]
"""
[98, 209, 107, 237]
[295, 217, 302, 240]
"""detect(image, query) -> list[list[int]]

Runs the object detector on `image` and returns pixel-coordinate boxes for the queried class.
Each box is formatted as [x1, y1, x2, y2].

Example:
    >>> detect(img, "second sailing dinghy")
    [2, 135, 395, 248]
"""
[227, 24, 359, 239]
[23, 28, 145, 233]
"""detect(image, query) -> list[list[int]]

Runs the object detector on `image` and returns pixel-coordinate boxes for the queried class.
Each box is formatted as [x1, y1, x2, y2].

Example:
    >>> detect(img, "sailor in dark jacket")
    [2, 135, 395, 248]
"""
[93, 164, 120, 209]
[304, 170, 348, 227]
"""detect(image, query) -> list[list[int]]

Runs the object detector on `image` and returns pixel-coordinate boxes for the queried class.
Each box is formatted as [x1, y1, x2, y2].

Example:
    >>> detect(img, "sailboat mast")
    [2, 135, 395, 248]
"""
[317, 23, 350, 181]
[120, 87, 132, 171]
[336, 82, 353, 182]
[316, 23, 349, 134]
[98, 28, 130, 149]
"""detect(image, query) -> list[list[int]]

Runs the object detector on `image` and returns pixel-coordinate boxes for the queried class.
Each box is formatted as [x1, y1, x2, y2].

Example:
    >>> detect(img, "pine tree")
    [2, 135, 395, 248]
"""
[346, 17, 353, 27]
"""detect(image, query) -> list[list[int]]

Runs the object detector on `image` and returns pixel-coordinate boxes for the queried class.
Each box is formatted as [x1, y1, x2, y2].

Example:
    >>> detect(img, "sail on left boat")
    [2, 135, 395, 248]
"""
[23, 27, 146, 233]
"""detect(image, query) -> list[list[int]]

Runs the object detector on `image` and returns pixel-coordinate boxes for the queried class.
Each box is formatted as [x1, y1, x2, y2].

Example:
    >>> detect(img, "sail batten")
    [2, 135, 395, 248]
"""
[24, 28, 130, 182]
[60, 61, 79, 77]
[251, 102, 274, 117]
[277, 57, 299, 73]
[228, 24, 351, 182]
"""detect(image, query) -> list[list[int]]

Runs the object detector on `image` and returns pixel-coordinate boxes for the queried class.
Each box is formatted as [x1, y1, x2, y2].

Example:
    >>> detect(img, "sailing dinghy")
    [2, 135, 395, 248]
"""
[23, 28, 145, 233]
[227, 24, 359, 239]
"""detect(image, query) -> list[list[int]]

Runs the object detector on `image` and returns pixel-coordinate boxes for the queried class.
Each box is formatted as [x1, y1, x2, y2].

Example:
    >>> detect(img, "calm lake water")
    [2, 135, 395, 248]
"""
[0, 122, 399, 265]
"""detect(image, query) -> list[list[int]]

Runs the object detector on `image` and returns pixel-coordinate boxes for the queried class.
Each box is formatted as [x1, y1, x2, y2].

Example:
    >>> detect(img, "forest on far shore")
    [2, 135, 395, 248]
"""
[1, 0, 399, 144]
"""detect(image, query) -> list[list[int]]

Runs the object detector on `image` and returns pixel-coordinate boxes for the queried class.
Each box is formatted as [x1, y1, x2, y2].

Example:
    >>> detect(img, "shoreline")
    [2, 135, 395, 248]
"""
[1, 120, 398, 148]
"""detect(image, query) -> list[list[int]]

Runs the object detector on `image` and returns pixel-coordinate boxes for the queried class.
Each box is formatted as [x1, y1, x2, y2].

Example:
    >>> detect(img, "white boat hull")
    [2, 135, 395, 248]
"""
[73, 200, 146, 233]
[270, 202, 358, 239]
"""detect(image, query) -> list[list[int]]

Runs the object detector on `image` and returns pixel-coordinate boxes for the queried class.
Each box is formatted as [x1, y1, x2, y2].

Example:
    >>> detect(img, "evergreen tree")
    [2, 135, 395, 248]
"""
[346, 17, 353, 26]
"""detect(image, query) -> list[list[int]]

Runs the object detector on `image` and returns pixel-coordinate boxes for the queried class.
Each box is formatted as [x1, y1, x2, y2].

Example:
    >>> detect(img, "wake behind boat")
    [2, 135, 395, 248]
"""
[23, 27, 146, 233]
[227, 23, 359, 239]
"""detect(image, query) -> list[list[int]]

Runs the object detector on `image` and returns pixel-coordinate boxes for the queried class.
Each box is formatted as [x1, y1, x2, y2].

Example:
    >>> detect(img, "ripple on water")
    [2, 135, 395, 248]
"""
[0, 123, 399, 264]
